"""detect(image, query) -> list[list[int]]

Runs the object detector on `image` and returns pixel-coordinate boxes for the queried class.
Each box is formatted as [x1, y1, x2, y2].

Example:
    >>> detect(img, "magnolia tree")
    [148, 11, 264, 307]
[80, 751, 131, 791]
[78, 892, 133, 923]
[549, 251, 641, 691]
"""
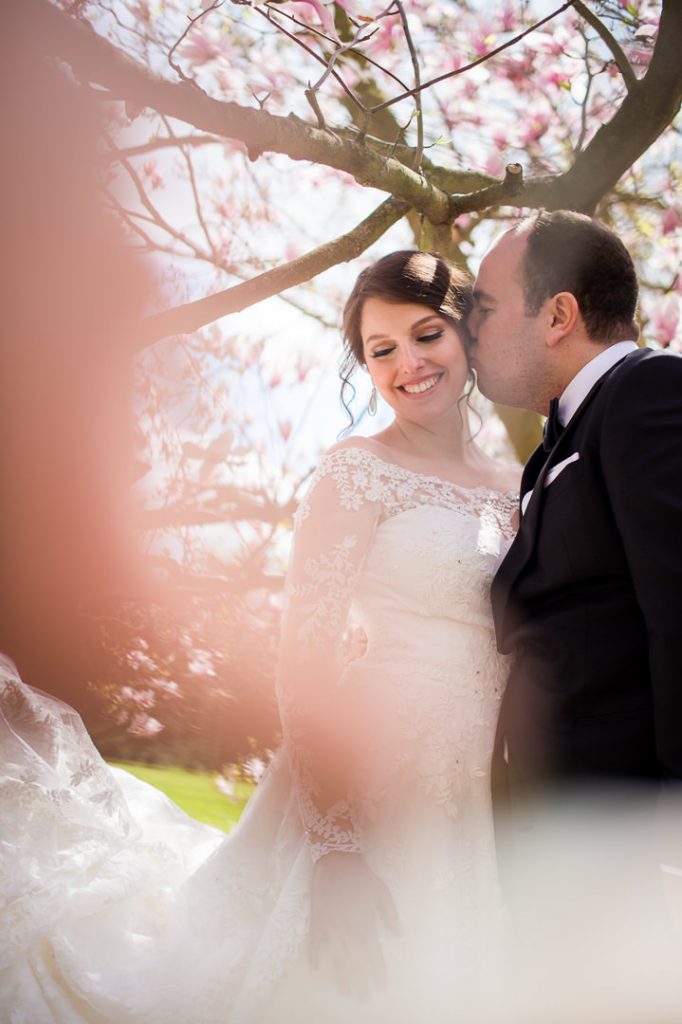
[14, 0, 681, 766]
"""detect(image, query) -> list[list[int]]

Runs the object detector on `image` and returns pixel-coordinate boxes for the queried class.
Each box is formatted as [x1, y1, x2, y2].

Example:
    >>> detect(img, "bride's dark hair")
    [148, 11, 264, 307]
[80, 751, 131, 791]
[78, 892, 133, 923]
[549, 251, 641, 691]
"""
[340, 250, 474, 430]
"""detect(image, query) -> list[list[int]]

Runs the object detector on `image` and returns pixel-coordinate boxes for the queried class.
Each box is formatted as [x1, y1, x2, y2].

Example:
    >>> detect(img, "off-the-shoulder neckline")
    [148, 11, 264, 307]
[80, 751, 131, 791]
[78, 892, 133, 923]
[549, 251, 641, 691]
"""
[322, 444, 519, 502]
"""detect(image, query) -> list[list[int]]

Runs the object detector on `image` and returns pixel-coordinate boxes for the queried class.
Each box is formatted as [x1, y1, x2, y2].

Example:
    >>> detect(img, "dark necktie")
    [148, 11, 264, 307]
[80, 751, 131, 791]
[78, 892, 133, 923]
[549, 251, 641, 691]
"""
[542, 397, 563, 452]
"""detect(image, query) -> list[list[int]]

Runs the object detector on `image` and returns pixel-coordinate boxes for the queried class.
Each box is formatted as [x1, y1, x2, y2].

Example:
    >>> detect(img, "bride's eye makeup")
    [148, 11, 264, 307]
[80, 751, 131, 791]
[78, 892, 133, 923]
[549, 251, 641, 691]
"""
[366, 322, 444, 357]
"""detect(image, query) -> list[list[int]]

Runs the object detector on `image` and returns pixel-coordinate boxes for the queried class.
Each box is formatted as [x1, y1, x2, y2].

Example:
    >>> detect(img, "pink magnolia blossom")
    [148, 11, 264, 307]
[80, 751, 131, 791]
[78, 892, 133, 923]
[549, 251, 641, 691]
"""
[502, 55, 534, 87]
[367, 18, 402, 56]
[625, 41, 654, 68]
[541, 67, 569, 90]
[334, 0, 358, 16]
[662, 207, 682, 236]
[651, 296, 680, 348]
[521, 113, 550, 146]
[471, 28, 497, 58]
[484, 150, 506, 178]
[182, 30, 222, 69]
[290, 0, 339, 40]
[498, 4, 516, 33]
[120, 686, 156, 708]
[493, 130, 508, 151]
[279, 420, 293, 441]
[151, 677, 180, 696]
[187, 649, 217, 676]
[128, 713, 164, 738]
[537, 27, 572, 58]
[142, 160, 163, 191]
[126, 647, 155, 671]
[128, 0, 154, 24]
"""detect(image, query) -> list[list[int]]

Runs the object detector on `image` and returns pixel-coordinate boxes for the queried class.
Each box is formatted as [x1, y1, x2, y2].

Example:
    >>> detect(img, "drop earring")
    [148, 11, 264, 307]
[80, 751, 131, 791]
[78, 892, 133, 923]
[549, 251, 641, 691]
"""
[368, 386, 378, 416]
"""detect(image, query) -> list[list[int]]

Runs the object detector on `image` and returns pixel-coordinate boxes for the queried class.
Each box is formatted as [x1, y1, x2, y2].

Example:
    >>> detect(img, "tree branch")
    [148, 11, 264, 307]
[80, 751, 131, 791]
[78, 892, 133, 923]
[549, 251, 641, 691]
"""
[449, 163, 524, 217]
[161, 115, 215, 256]
[20, 0, 450, 222]
[393, 0, 424, 169]
[370, 1, 573, 114]
[112, 134, 223, 160]
[140, 196, 409, 344]
[257, 5, 368, 118]
[539, 0, 682, 212]
[19, 0, 682, 236]
[572, 0, 637, 92]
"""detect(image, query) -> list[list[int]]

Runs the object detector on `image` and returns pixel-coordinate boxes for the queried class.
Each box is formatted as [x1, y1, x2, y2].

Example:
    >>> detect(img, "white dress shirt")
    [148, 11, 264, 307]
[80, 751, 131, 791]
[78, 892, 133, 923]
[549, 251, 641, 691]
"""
[521, 340, 639, 515]
[557, 340, 639, 428]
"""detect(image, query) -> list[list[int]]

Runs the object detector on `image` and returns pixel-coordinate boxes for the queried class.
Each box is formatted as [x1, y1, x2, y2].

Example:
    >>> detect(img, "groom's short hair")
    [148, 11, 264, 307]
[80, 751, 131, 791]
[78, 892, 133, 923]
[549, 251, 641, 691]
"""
[514, 210, 639, 343]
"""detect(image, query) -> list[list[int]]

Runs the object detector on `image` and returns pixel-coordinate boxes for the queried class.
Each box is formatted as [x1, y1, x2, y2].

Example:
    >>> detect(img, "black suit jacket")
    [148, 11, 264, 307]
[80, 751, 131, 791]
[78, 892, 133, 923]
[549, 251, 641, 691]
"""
[492, 347, 682, 800]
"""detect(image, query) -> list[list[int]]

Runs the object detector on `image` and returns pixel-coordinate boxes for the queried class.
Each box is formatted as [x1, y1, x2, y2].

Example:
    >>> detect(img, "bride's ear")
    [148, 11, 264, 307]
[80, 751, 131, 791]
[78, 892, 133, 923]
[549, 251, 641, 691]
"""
[545, 292, 579, 348]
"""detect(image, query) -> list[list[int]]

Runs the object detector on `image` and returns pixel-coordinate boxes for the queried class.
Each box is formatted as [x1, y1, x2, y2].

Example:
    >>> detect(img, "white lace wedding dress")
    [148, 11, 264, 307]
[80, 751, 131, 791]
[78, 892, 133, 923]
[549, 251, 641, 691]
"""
[0, 445, 517, 1024]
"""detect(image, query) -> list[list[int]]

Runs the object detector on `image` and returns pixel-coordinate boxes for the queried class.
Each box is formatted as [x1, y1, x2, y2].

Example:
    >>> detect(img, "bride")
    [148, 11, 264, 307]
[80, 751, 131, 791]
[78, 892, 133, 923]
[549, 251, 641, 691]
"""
[0, 250, 520, 1023]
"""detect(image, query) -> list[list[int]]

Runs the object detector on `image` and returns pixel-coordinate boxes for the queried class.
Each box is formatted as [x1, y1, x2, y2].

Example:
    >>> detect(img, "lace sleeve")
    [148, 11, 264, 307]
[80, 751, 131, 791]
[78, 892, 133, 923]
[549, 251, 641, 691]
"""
[276, 448, 380, 862]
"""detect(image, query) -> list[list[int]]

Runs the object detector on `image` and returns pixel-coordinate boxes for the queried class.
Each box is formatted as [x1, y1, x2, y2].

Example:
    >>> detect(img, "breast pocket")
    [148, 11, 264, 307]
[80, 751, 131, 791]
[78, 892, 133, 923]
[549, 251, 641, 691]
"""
[543, 453, 584, 505]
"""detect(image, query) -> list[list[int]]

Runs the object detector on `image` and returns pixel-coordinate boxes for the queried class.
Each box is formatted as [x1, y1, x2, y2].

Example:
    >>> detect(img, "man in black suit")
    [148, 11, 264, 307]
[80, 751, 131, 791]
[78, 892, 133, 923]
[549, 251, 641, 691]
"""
[467, 211, 682, 1014]
[469, 209, 682, 800]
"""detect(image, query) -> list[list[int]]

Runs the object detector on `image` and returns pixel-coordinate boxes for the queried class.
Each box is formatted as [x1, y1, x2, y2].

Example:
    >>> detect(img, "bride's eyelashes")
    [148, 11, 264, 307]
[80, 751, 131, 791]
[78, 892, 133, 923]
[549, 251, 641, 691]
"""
[369, 330, 444, 359]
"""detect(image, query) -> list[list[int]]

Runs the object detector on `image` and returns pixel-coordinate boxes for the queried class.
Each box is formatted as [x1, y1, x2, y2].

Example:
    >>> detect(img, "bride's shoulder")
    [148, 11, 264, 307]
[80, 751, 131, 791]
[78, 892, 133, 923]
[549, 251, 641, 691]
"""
[319, 436, 389, 470]
[325, 436, 384, 457]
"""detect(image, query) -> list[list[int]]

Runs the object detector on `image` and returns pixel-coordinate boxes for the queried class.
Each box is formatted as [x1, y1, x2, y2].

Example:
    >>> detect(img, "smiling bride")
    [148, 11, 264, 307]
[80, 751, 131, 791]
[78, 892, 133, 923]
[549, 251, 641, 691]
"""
[1, 251, 521, 1024]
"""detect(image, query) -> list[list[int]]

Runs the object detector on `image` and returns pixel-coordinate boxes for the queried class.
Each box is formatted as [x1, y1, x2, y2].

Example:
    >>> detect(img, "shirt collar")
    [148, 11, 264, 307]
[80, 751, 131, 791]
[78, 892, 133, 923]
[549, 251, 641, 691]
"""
[558, 341, 639, 427]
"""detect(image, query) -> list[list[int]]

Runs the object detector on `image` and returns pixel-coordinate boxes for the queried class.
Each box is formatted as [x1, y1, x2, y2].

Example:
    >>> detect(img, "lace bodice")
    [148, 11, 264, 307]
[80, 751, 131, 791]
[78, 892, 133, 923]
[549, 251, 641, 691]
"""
[277, 445, 517, 862]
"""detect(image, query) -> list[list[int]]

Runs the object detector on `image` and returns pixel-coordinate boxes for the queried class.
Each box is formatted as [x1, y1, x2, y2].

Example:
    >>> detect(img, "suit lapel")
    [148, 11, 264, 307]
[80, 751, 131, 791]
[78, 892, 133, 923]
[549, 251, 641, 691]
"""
[492, 352, 640, 641]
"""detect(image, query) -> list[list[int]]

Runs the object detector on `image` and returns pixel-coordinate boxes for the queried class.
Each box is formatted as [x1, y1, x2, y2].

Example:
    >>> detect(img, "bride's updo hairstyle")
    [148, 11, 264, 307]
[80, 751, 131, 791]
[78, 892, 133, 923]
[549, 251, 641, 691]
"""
[340, 250, 473, 428]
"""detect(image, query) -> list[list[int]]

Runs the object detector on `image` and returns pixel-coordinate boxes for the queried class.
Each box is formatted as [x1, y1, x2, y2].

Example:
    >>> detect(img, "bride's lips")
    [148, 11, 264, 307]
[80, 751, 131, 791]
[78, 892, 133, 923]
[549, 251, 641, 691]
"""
[397, 372, 444, 398]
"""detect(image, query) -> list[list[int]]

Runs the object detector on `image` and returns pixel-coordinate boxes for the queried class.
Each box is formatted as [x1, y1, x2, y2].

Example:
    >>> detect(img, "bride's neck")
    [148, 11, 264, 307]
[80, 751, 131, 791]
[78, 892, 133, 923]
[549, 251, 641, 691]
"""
[389, 411, 473, 466]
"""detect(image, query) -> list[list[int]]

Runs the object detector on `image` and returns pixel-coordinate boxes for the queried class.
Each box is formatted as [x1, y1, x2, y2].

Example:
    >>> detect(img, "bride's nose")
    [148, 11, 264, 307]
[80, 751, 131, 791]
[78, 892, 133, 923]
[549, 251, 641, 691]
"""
[400, 344, 426, 374]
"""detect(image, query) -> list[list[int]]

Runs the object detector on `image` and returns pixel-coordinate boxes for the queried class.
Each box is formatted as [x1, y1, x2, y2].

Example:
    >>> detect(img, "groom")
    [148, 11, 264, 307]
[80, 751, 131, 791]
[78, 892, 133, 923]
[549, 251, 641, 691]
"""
[469, 210, 682, 805]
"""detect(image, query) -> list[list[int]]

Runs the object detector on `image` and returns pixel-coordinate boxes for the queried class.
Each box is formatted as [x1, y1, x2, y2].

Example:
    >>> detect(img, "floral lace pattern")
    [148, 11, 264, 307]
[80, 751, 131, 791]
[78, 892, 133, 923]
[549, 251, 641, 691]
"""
[0, 444, 518, 1023]
[278, 445, 516, 862]
[296, 446, 518, 539]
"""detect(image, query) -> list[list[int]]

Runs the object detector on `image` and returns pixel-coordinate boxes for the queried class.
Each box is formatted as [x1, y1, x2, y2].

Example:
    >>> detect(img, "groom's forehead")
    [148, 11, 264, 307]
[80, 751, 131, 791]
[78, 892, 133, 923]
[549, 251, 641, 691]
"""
[489, 229, 527, 266]
[477, 233, 527, 291]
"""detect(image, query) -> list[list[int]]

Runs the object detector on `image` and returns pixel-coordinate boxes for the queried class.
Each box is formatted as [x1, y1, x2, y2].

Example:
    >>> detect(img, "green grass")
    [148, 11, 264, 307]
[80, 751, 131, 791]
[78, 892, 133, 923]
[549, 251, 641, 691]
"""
[110, 761, 254, 833]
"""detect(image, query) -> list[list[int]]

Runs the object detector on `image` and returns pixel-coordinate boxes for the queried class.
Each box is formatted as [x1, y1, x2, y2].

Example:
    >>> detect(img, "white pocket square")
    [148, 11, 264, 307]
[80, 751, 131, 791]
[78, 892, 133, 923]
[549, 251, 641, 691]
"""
[544, 452, 580, 487]
[521, 453, 581, 515]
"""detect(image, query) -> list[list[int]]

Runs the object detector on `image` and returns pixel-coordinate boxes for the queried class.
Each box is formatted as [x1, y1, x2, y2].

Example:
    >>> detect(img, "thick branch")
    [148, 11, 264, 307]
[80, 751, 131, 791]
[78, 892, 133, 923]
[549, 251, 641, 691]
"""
[454, 0, 682, 216]
[20, 0, 450, 223]
[20, 0, 682, 241]
[572, 0, 637, 92]
[539, 0, 682, 212]
[449, 164, 524, 217]
[140, 196, 409, 344]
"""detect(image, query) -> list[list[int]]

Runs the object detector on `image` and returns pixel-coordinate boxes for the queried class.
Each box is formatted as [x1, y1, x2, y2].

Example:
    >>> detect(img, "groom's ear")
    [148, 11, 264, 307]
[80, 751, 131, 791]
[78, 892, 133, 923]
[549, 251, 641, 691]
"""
[545, 292, 579, 348]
